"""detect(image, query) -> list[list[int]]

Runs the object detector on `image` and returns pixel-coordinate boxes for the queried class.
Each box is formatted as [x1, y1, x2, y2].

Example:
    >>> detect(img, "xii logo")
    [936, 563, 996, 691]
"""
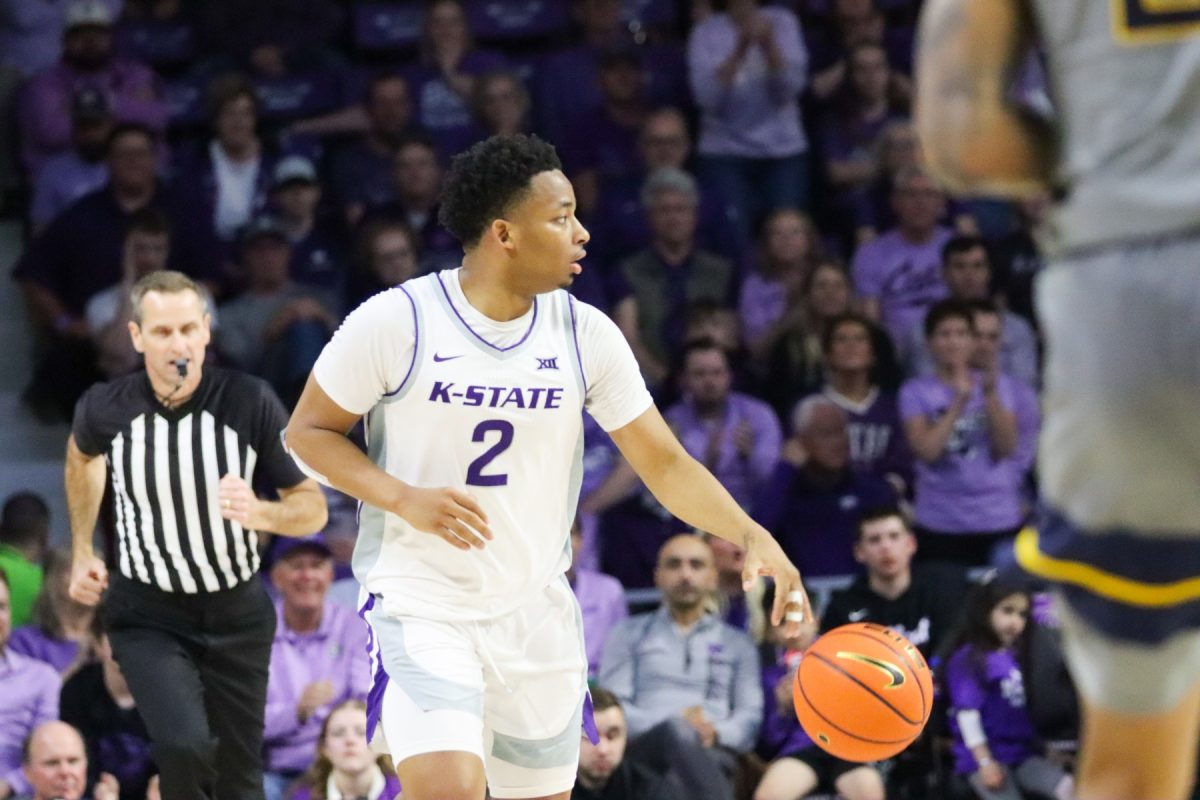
[536, 357, 559, 370]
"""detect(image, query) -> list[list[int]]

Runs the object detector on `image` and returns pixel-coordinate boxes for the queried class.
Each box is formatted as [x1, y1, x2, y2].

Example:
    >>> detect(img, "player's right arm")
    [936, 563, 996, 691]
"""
[286, 376, 491, 551]
[285, 292, 491, 550]
[65, 434, 109, 605]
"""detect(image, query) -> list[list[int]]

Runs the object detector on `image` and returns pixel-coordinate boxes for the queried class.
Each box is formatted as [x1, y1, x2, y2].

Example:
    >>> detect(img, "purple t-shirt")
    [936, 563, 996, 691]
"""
[403, 50, 508, 158]
[820, 386, 913, 488]
[738, 271, 790, 346]
[6, 625, 79, 673]
[664, 393, 783, 513]
[946, 644, 1038, 774]
[851, 226, 952, 348]
[898, 374, 1024, 533]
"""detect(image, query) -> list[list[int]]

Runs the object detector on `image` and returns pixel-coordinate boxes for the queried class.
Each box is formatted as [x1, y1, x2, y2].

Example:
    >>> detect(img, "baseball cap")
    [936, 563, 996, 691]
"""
[71, 86, 111, 122]
[271, 155, 318, 189]
[239, 214, 288, 245]
[65, 0, 114, 29]
[272, 532, 333, 563]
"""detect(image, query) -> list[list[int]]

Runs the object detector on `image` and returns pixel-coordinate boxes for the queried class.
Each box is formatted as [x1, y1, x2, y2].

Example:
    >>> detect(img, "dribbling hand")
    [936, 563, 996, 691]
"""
[68, 553, 108, 606]
[395, 485, 492, 550]
[742, 526, 813, 639]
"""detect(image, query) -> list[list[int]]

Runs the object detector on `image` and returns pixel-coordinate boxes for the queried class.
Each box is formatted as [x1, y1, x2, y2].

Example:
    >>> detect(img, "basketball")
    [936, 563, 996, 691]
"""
[792, 622, 934, 762]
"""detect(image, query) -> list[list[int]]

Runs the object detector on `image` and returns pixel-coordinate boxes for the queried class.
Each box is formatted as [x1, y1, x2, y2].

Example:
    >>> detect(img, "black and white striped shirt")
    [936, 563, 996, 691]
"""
[72, 367, 305, 593]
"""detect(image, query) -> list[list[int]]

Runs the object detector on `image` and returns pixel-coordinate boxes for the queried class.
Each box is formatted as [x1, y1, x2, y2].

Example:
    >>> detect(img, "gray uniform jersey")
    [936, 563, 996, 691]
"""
[1029, 0, 1200, 256]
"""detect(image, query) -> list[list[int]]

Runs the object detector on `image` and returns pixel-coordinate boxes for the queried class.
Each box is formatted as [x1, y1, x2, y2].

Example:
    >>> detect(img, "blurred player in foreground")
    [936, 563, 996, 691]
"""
[916, 2, 1200, 798]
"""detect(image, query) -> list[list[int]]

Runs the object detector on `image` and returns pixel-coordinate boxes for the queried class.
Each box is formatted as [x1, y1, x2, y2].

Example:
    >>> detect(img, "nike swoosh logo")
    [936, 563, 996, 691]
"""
[433, 353, 463, 362]
[836, 651, 906, 689]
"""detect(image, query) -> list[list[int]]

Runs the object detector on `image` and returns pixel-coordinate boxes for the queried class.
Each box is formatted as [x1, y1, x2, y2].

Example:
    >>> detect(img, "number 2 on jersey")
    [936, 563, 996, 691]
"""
[466, 420, 514, 486]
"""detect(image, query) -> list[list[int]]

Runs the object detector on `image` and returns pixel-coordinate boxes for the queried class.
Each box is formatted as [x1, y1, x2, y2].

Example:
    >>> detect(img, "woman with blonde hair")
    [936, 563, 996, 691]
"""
[288, 699, 401, 800]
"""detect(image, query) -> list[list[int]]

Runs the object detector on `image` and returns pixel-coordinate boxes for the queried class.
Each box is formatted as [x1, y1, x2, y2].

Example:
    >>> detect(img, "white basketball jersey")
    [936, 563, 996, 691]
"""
[312, 269, 650, 622]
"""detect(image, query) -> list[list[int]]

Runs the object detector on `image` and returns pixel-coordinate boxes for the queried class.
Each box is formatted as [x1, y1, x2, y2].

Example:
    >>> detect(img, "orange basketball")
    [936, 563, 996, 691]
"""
[792, 622, 934, 762]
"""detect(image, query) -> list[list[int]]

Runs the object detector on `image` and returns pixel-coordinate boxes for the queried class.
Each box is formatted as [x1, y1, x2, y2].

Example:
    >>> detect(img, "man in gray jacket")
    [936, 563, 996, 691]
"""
[600, 533, 762, 800]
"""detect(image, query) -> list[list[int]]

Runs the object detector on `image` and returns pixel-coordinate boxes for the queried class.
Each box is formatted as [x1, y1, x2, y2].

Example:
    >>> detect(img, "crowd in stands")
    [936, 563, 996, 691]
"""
[1, 0, 1095, 798]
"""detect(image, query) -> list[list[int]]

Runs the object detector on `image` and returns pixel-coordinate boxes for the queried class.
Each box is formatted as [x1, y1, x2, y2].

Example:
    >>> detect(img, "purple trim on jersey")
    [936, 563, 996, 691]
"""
[435, 271, 539, 353]
[383, 286, 419, 398]
[358, 593, 389, 743]
[567, 294, 589, 395]
[1009, 507, 1200, 645]
[582, 689, 599, 744]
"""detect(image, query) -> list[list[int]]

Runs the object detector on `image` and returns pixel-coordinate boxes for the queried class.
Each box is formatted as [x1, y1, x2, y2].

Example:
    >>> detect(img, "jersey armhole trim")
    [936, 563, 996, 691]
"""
[382, 285, 421, 400]
[566, 294, 589, 396]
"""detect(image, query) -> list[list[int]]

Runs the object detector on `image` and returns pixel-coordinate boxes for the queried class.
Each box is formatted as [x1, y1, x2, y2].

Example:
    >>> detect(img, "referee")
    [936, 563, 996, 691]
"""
[65, 270, 327, 800]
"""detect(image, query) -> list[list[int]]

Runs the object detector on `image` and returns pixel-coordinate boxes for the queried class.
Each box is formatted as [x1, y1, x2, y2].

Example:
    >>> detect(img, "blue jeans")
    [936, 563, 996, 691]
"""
[699, 151, 811, 238]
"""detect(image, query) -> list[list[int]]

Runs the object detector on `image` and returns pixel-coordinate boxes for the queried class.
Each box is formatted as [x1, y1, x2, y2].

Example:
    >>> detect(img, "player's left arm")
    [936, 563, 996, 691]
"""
[915, 0, 1054, 196]
[609, 406, 813, 635]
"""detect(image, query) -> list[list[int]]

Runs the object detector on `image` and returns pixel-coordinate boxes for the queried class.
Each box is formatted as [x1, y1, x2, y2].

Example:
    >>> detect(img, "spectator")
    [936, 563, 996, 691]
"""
[989, 194, 1048, 329]
[688, 0, 810, 234]
[904, 236, 1038, 387]
[820, 506, 968, 661]
[268, 156, 349, 307]
[197, 0, 343, 78]
[344, 218, 420, 310]
[589, 106, 745, 269]
[176, 73, 275, 246]
[615, 168, 735, 386]
[900, 300, 1024, 567]
[818, 42, 908, 242]
[755, 584, 885, 800]
[17, 0, 167, 179]
[262, 533, 370, 800]
[664, 339, 782, 514]
[852, 166, 952, 350]
[18, 721, 118, 800]
[816, 312, 912, 492]
[29, 85, 112, 234]
[365, 135, 459, 274]
[968, 301, 1039, 483]
[808, 0, 913, 101]
[573, 687, 682, 800]
[942, 582, 1076, 800]
[321, 74, 421, 228]
[755, 259, 878, 421]
[755, 396, 897, 578]
[8, 549, 96, 678]
[567, 518, 627, 678]
[470, 70, 531, 139]
[740, 209, 823, 364]
[600, 534, 762, 800]
[287, 700, 400, 800]
[405, 0, 507, 158]
[0, 0, 122, 79]
[0, 493, 48, 628]
[562, 46, 650, 219]
[0, 568, 61, 800]
[216, 215, 338, 405]
[706, 535, 751, 633]
[59, 616, 154, 800]
[14, 123, 218, 421]
[85, 207, 180, 379]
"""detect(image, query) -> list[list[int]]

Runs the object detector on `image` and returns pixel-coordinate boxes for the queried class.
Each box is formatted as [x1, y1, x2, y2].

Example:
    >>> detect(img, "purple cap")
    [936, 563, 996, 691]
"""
[271, 532, 332, 563]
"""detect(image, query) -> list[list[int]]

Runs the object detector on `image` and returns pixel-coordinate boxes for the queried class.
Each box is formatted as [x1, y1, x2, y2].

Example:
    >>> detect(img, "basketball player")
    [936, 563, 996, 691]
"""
[284, 134, 811, 800]
[916, 3, 1200, 798]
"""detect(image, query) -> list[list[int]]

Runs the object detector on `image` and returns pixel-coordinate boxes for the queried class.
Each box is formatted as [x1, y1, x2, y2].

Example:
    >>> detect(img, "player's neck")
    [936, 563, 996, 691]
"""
[868, 570, 911, 600]
[458, 261, 534, 321]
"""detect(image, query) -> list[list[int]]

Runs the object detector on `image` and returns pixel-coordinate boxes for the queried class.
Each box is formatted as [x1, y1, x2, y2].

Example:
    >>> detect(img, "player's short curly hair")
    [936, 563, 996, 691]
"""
[438, 134, 562, 248]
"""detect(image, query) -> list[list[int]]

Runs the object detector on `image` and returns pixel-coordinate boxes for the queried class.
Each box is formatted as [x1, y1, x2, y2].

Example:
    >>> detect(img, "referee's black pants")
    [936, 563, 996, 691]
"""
[104, 574, 276, 800]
